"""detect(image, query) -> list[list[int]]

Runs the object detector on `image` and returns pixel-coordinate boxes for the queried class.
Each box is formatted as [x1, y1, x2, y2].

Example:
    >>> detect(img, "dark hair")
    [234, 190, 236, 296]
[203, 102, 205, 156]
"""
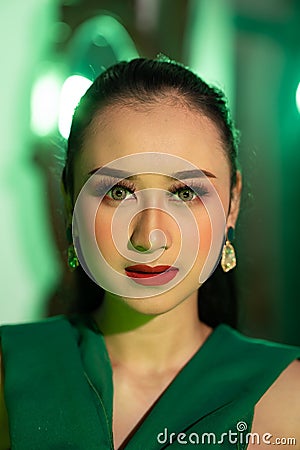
[63, 57, 239, 200]
[63, 57, 240, 328]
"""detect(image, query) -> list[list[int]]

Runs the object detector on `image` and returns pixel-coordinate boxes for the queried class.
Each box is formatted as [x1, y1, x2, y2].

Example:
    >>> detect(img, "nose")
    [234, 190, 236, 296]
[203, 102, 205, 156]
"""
[129, 208, 172, 253]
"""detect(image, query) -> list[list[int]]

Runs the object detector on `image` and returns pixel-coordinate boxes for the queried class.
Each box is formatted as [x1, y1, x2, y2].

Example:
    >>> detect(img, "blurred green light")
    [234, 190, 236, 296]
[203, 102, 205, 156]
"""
[296, 83, 300, 114]
[31, 70, 62, 136]
[58, 75, 92, 139]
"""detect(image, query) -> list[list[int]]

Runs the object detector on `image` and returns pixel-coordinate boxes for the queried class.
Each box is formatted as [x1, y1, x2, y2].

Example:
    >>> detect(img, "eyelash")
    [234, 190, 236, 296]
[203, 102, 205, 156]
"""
[168, 181, 209, 202]
[94, 178, 209, 203]
[95, 179, 136, 200]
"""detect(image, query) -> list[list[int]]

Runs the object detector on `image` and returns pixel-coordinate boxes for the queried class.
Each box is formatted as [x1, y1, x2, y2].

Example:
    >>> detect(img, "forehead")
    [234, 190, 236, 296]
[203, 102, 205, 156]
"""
[74, 102, 230, 184]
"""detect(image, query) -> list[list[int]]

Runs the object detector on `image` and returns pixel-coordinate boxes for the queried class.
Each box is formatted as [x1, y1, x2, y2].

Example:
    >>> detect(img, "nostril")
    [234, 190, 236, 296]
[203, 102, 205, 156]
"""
[127, 239, 151, 252]
[135, 245, 150, 253]
[128, 229, 168, 253]
[128, 208, 172, 253]
[128, 232, 168, 254]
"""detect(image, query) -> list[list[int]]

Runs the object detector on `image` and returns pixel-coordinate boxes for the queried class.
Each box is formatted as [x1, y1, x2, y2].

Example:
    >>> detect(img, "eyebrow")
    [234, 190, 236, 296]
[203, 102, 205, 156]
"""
[172, 169, 216, 179]
[87, 167, 216, 180]
[88, 167, 132, 178]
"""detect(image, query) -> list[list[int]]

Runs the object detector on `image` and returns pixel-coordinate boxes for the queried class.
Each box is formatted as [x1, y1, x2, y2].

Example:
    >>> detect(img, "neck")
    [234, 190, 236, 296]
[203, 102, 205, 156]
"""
[92, 291, 212, 374]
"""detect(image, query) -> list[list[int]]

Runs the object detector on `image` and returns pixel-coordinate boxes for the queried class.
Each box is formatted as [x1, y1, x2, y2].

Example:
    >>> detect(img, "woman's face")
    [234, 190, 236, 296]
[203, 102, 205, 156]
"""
[72, 100, 241, 315]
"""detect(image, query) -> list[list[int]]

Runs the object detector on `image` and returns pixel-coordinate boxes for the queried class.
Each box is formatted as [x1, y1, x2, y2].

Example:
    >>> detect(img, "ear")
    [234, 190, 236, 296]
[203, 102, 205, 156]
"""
[227, 170, 242, 229]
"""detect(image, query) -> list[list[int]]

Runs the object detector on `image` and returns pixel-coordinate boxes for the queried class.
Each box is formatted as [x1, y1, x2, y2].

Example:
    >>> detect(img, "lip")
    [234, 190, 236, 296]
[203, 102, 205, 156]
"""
[125, 265, 179, 286]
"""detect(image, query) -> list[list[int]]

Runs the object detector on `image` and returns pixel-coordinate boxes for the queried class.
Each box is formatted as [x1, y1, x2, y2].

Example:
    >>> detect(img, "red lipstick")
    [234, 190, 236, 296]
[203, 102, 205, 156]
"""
[125, 265, 178, 286]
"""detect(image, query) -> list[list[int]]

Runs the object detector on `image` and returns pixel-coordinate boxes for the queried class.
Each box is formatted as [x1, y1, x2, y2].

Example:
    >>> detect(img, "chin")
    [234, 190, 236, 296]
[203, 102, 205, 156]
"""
[120, 287, 198, 316]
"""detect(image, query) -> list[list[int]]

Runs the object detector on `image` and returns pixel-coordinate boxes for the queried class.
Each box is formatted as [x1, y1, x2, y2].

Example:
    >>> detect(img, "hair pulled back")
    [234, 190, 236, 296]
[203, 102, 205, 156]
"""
[63, 57, 239, 200]
[63, 57, 240, 328]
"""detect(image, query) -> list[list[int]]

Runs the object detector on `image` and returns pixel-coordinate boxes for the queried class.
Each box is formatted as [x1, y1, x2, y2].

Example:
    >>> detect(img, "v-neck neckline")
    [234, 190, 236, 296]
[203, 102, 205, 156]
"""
[77, 315, 227, 449]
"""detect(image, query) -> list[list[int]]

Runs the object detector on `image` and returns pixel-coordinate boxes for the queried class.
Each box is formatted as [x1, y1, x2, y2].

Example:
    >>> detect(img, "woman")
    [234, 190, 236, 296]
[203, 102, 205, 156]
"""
[1, 58, 300, 449]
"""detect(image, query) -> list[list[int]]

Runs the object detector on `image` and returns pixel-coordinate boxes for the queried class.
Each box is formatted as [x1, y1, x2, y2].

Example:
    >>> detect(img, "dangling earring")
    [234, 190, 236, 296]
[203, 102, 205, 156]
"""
[221, 226, 236, 272]
[66, 225, 79, 270]
[67, 244, 79, 270]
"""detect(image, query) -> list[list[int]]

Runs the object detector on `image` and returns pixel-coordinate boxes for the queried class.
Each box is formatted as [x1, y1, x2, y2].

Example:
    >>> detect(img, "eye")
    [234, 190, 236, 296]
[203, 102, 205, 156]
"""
[168, 182, 209, 204]
[108, 185, 134, 201]
[176, 188, 196, 202]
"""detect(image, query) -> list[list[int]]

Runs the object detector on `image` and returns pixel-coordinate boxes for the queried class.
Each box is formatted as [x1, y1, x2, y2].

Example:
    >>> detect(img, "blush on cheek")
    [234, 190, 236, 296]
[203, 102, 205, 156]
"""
[193, 207, 212, 245]
[194, 221, 212, 267]
[200, 223, 213, 254]
[175, 195, 225, 283]
[95, 211, 117, 265]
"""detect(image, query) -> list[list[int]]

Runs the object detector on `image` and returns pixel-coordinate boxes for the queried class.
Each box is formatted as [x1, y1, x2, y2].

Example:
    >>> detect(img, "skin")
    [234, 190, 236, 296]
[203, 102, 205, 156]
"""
[74, 102, 237, 314]
[0, 99, 299, 450]
[73, 101, 240, 448]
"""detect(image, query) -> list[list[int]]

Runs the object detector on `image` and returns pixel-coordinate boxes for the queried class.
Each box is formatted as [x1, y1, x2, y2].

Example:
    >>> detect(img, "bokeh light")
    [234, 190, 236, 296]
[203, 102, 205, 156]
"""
[58, 75, 92, 139]
[31, 68, 62, 136]
[296, 82, 300, 114]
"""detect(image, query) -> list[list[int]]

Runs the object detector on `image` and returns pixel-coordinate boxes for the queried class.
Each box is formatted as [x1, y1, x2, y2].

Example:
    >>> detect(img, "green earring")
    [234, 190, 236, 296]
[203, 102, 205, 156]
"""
[67, 244, 79, 270]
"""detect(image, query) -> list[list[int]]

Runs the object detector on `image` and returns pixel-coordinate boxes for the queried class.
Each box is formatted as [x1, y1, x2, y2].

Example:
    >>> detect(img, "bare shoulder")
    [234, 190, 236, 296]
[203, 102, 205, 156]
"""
[0, 346, 11, 450]
[250, 359, 300, 449]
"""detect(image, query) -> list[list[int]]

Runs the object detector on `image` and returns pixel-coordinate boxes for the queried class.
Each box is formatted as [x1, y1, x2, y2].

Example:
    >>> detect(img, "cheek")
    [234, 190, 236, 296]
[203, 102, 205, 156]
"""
[189, 193, 228, 282]
[93, 190, 227, 283]
[95, 208, 117, 262]
[189, 206, 213, 262]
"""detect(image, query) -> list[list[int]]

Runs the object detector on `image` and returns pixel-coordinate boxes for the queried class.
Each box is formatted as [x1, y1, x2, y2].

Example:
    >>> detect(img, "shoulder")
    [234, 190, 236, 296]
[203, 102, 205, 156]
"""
[252, 359, 300, 448]
[0, 316, 73, 450]
[0, 346, 11, 450]
[218, 325, 300, 386]
[0, 316, 76, 351]
[219, 326, 300, 447]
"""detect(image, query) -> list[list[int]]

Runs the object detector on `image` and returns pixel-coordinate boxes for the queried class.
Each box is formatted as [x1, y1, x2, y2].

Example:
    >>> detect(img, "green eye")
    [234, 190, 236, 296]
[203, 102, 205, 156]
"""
[109, 186, 128, 200]
[107, 184, 136, 201]
[177, 188, 195, 202]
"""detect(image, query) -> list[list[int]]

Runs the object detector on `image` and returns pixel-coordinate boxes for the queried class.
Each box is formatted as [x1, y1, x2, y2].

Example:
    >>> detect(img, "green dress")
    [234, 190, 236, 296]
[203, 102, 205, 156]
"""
[0, 315, 299, 449]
